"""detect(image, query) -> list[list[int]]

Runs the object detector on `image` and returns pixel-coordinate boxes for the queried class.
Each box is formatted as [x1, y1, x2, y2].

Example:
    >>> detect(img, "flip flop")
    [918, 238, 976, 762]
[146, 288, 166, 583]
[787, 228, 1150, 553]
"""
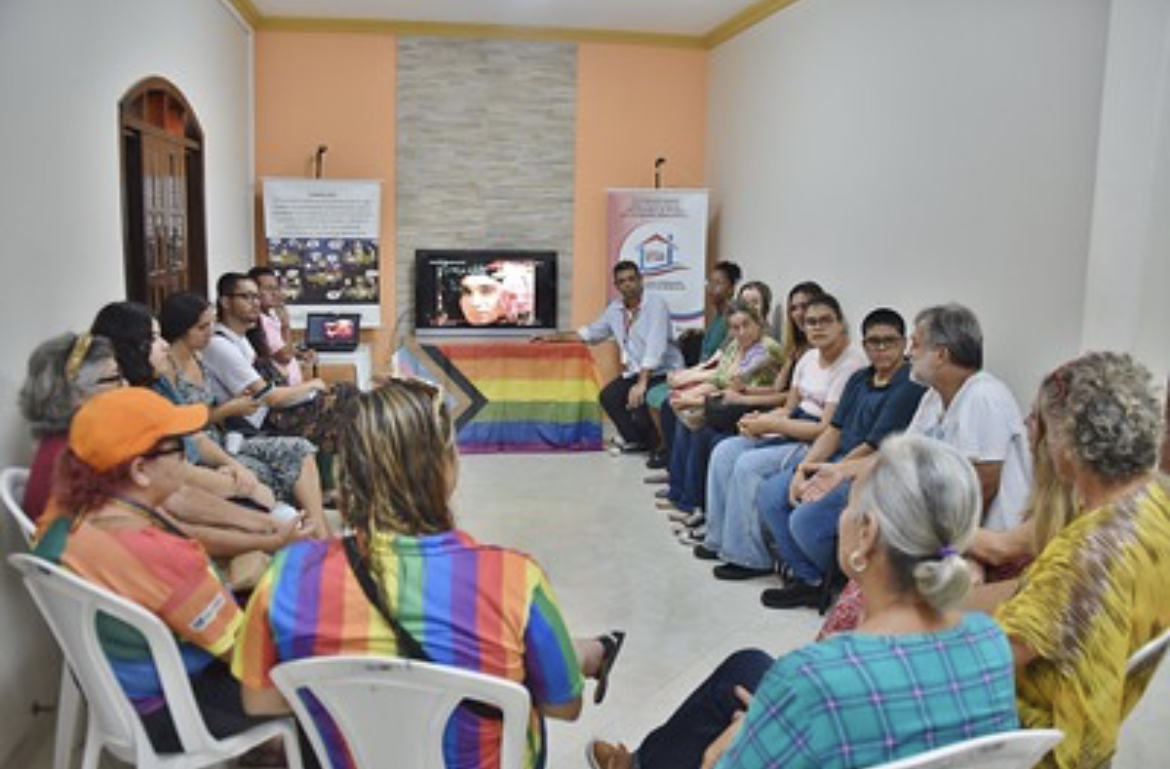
[593, 630, 626, 705]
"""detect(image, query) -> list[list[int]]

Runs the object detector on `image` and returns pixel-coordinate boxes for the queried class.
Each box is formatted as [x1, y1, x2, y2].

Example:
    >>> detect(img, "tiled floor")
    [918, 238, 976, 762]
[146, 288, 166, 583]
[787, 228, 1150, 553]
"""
[14, 449, 1170, 767]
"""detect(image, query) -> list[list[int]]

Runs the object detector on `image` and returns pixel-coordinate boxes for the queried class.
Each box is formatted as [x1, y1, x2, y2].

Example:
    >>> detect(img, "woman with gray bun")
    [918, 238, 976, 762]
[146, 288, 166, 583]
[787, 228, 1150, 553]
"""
[589, 434, 1020, 769]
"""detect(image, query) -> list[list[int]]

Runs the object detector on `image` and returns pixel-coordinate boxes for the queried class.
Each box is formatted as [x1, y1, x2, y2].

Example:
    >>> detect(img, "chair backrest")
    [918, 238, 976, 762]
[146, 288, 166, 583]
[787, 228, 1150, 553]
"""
[1, 467, 35, 546]
[866, 729, 1064, 769]
[8, 553, 226, 766]
[1126, 626, 1170, 678]
[271, 655, 532, 769]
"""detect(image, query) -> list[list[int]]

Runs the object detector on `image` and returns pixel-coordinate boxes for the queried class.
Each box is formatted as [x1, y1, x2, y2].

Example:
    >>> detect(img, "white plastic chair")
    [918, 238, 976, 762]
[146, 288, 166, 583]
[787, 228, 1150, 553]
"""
[8, 553, 302, 769]
[3, 466, 85, 769]
[1, 466, 35, 544]
[865, 729, 1064, 769]
[272, 655, 531, 769]
[1126, 626, 1170, 677]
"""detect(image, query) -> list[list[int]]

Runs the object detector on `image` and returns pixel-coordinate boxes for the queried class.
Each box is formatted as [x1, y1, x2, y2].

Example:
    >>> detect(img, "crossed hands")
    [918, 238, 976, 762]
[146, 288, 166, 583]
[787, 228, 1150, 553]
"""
[788, 462, 847, 505]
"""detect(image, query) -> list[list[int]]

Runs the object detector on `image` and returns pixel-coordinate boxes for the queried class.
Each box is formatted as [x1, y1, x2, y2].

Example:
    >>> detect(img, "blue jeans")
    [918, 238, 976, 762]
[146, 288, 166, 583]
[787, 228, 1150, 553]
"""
[758, 467, 852, 585]
[667, 424, 731, 512]
[703, 436, 807, 569]
[635, 649, 774, 769]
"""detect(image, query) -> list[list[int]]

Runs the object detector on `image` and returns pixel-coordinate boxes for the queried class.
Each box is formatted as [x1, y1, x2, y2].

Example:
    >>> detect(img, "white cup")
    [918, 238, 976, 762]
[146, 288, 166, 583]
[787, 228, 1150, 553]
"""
[225, 431, 244, 454]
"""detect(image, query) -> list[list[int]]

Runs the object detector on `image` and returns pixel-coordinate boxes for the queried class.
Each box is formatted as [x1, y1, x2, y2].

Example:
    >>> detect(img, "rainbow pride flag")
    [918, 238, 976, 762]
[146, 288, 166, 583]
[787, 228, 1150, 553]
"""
[391, 341, 603, 453]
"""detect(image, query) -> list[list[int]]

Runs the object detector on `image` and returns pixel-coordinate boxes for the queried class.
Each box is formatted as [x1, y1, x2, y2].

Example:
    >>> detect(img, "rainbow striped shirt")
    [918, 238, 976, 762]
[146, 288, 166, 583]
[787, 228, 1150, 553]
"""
[35, 516, 241, 715]
[233, 529, 583, 769]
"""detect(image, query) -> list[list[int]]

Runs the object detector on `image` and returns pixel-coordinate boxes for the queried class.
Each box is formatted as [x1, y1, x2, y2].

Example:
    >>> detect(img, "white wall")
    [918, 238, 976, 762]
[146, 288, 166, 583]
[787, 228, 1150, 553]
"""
[1082, 0, 1170, 386]
[0, 0, 253, 760]
[707, 0, 1112, 403]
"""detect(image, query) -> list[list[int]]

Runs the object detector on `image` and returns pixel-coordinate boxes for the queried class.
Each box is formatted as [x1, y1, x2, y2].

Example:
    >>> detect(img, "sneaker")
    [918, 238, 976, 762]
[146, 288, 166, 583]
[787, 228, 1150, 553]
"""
[655, 499, 679, 511]
[653, 487, 671, 499]
[666, 508, 692, 523]
[713, 563, 774, 581]
[645, 452, 667, 470]
[692, 544, 720, 561]
[760, 580, 824, 610]
[678, 526, 707, 546]
[681, 511, 705, 528]
[619, 442, 650, 454]
[644, 473, 670, 485]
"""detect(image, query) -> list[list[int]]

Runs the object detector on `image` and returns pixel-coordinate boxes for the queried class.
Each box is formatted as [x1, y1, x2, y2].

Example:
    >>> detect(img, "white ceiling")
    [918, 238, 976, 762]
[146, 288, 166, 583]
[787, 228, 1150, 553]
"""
[250, 0, 766, 37]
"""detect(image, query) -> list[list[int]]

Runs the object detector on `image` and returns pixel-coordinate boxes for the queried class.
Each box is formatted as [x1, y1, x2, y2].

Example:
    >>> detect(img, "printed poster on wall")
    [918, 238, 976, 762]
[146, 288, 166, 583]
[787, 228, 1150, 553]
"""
[262, 178, 382, 327]
[607, 188, 709, 331]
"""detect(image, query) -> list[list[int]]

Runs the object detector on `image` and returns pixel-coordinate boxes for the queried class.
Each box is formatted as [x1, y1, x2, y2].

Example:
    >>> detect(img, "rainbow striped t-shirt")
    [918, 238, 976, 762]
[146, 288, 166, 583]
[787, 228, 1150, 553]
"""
[35, 516, 242, 715]
[233, 529, 584, 769]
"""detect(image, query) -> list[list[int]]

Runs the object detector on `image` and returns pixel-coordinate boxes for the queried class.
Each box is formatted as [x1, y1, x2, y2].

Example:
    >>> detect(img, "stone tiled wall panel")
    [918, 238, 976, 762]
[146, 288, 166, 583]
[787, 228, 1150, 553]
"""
[397, 38, 577, 329]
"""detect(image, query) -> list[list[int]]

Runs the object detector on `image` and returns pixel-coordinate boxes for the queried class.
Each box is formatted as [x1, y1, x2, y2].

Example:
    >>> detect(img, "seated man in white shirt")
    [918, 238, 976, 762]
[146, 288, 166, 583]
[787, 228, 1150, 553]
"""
[202, 272, 329, 433]
[538, 261, 683, 452]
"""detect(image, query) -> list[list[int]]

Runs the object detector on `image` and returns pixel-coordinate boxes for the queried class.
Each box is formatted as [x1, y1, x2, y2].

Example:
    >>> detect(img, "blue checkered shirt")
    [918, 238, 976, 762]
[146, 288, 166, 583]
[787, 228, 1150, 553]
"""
[717, 612, 1019, 769]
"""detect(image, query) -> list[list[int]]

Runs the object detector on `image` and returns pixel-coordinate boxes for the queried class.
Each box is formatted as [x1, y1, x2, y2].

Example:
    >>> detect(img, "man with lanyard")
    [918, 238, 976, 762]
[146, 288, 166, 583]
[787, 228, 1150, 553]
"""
[539, 260, 682, 452]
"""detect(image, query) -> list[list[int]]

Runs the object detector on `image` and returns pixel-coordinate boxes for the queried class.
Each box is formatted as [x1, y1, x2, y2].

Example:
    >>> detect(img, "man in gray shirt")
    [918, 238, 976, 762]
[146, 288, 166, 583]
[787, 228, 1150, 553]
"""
[540, 260, 682, 451]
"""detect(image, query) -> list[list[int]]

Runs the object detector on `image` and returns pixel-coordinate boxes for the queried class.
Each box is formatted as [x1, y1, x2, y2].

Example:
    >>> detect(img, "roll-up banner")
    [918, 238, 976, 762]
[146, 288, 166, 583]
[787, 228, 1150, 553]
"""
[606, 188, 709, 332]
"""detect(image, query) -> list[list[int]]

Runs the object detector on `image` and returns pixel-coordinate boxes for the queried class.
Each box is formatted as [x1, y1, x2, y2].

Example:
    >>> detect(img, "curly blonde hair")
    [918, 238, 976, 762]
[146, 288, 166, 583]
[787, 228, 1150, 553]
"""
[1039, 352, 1163, 484]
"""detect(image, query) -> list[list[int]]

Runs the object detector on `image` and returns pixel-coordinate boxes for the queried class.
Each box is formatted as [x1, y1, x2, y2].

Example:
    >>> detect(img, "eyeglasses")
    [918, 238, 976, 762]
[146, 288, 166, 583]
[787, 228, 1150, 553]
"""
[144, 443, 186, 460]
[227, 292, 261, 302]
[803, 315, 837, 328]
[94, 373, 125, 386]
[863, 335, 903, 350]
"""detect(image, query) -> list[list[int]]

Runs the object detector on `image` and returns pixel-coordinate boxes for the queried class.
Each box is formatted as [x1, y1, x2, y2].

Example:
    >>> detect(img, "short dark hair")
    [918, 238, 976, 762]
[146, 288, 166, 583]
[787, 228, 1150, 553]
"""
[804, 292, 844, 322]
[215, 272, 253, 318]
[159, 291, 211, 343]
[862, 307, 906, 337]
[92, 301, 156, 386]
[248, 265, 277, 282]
[612, 260, 640, 279]
[915, 303, 983, 370]
[713, 261, 742, 285]
[789, 281, 824, 302]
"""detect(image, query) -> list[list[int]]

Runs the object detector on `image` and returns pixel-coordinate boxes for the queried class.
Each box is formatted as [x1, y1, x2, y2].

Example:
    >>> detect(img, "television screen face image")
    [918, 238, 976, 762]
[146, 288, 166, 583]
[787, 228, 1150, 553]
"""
[415, 251, 556, 333]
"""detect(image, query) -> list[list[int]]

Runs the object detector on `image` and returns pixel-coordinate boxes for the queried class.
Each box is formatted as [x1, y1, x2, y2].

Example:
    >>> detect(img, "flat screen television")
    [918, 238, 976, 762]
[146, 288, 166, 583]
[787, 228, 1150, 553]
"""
[414, 250, 557, 336]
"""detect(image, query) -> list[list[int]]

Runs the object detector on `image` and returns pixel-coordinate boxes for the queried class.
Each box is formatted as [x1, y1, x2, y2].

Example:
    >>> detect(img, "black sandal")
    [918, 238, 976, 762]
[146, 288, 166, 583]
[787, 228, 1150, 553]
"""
[593, 630, 626, 705]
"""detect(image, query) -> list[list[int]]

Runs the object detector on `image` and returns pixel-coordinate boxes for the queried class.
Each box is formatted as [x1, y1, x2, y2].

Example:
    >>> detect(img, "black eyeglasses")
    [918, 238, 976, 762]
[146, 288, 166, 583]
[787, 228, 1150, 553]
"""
[94, 373, 124, 386]
[144, 443, 186, 460]
[863, 335, 903, 350]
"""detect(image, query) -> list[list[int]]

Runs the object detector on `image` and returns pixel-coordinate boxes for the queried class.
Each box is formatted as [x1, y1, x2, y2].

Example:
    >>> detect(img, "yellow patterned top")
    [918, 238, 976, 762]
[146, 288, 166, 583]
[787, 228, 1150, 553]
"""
[996, 474, 1170, 769]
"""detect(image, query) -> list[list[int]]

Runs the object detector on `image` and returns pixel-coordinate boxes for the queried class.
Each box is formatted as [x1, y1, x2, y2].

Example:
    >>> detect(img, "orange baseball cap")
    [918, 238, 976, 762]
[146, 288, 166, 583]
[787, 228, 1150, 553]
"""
[69, 388, 209, 472]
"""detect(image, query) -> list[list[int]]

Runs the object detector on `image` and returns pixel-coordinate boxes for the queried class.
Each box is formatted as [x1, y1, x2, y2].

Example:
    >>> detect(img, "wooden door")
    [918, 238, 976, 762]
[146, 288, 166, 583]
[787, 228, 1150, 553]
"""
[120, 78, 206, 312]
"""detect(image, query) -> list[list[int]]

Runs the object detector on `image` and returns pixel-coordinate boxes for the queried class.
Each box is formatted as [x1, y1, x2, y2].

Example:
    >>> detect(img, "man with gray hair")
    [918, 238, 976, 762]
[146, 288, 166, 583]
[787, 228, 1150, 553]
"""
[901, 303, 1031, 530]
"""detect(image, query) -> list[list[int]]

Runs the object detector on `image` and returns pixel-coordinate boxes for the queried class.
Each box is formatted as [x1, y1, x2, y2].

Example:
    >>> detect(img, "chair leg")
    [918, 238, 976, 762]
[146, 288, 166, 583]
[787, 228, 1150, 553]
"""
[78, 719, 102, 769]
[53, 669, 83, 769]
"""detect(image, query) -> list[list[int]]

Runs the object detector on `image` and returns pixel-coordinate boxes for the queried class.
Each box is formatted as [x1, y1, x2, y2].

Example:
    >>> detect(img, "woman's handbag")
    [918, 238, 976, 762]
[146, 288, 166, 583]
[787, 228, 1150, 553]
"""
[703, 393, 756, 434]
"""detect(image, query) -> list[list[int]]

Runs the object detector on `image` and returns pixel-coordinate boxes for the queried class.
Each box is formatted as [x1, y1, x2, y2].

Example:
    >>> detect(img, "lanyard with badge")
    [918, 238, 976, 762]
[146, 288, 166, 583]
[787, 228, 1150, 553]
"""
[619, 304, 641, 369]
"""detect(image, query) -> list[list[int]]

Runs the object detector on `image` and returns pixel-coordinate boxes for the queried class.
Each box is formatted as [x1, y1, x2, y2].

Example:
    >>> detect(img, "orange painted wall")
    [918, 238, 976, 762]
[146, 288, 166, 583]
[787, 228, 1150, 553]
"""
[253, 34, 708, 381]
[254, 31, 397, 372]
[573, 43, 709, 379]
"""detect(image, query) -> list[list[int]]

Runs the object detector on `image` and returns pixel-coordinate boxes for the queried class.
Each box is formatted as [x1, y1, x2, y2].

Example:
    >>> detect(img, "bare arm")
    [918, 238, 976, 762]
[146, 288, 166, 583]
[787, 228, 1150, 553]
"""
[962, 578, 1020, 614]
[265, 378, 328, 409]
[968, 521, 1035, 566]
[972, 461, 1003, 515]
[242, 685, 291, 717]
[540, 696, 583, 721]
